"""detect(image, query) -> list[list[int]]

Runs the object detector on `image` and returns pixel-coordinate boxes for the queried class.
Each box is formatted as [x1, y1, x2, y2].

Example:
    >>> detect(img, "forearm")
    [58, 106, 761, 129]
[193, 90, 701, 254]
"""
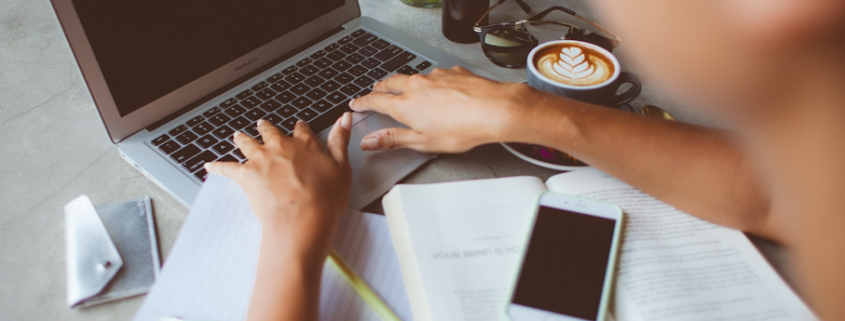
[246, 230, 328, 321]
[505, 91, 778, 240]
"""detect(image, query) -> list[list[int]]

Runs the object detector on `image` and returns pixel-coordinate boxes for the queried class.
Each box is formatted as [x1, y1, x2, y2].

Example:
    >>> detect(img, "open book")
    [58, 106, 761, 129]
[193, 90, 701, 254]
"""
[382, 168, 816, 321]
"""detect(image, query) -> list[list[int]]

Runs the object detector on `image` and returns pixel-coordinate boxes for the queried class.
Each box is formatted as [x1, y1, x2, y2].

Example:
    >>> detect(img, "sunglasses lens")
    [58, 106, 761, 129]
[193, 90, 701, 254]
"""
[482, 27, 535, 67]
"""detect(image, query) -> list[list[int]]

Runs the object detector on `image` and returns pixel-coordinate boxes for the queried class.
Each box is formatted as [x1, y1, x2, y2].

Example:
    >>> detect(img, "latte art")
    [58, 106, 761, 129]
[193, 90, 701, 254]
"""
[534, 44, 615, 86]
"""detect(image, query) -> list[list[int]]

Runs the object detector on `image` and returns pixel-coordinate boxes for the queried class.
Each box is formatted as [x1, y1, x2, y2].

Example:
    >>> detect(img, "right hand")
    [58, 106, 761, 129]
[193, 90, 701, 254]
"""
[349, 66, 543, 153]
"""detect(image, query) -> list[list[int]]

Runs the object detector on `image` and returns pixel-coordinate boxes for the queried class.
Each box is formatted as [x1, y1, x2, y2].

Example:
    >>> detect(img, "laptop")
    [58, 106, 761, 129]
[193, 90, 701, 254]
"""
[50, 0, 496, 209]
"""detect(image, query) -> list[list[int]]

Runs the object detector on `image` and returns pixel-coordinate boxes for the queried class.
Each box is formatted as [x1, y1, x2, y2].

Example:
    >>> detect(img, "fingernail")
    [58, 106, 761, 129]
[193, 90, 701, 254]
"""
[257, 119, 266, 126]
[296, 120, 305, 124]
[203, 162, 212, 169]
[348, 98, 355, 107]
[341, 112, 352, 129]
[233, 131, 243, 138]
[361, 135, 378, 150]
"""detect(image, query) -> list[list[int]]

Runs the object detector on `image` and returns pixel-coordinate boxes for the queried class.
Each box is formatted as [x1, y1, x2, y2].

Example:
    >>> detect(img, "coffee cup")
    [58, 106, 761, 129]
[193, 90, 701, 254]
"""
[526, 40, 641, 108]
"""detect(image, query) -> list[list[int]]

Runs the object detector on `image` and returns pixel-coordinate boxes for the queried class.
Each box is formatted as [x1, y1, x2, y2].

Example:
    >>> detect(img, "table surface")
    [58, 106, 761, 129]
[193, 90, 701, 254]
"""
[0, 0, 796, 319]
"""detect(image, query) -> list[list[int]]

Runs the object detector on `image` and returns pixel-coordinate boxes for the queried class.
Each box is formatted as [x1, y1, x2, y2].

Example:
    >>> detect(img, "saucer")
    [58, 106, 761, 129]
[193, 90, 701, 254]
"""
[501, 142, 589, 171]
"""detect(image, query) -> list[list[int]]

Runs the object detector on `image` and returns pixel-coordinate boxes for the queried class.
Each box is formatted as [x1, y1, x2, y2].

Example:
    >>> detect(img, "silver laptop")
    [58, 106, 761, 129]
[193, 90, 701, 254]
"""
[51, 0, 495, 209]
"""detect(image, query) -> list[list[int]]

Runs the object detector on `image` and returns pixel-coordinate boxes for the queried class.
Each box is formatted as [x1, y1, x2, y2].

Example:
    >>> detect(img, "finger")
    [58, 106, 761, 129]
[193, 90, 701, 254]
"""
[372, 74, 411, 94]
[349, 91, 400, 114]
[204, 160, 244, 180]
[327, 112, 352, 164]
[232, 131, 262, 158]
[292, 120, 317, 145]
[256, 118, 285, 145]
[359, 127, 425, 151]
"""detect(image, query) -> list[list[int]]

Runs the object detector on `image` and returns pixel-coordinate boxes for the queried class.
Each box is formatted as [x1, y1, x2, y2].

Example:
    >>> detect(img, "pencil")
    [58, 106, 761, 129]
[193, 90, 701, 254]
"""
[326, 249, 401, 321]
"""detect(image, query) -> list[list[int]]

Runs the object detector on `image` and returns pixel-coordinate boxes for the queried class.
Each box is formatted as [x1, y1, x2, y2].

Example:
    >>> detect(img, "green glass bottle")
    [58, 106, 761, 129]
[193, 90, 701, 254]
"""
[399, 0, 442, 8]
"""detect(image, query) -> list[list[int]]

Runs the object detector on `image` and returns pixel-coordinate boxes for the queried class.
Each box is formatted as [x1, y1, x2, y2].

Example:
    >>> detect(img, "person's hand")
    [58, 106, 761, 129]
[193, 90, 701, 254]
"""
[349, 66, 543, 153]
[204, 113, 353, 260]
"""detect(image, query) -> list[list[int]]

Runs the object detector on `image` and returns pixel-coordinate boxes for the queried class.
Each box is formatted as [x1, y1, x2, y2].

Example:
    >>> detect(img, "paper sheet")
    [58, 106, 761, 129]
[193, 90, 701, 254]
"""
[133, 174, 413, 321]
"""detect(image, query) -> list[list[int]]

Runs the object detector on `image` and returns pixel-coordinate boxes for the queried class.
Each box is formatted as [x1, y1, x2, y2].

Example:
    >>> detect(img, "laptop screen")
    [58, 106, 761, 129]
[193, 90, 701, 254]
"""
[72, 0, 345, 117]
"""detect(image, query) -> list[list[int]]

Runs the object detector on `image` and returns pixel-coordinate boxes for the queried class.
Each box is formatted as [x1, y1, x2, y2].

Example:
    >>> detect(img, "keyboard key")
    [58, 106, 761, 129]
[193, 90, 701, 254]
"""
[169, 125, 188, 136]
[310, 50, 327, 59]
[296, 58, 312, 67]
[275, 91, 296, 103]
[212, 125, 235, 139]
[416, 60, 432, 70]
[291, 97, 313, 109]
[236, 89, 253, 100]
[354, 76, 375, 88]
[251, 81, 268, 91]
[240, 96, 261, 108]
[270, 80, 291, 92]
[312, 100, 332, 112]
[381, 53, 417, 72]
[320, 80, 341, 92]
[203, 107, 222, 118]
[353, 33, 378, 47]
[209, 113, 231, 126]
[225, 105, 247, 117]
[361, 58, 381, 69]
[186, 115, 204, 127]
[259, 99, 282, 112]
[212, 140, 235, 155]
[374, 45, 402, 61]
[396, 65, 418, 75]
[280, 118, 298, 131]
[290, 84, 310, 95]
[306, 88, 328, 100]
[358, 46, 378, 57]
[354, 88, 372, 98]
[220, 98, 237, 108]
[265, 113, 284, 125]
[371, 39, 389, 50]
[233, 148, 245, 160]
[326, 92, 346, 104]
[277, 106, 297, 118]
[194, 168, 208, 181]
[171, 144, 201, 163]
[267, 73, 284, 83]
[340, 43, 359, 54]
[197, 135, 219, 148]
[340, 84, 361, 96]
[296, 108, 318, 121]
[332, 61, 352, 71]
[327, 51, 346, 61]
[351, 29, 367, 38]
[334, 72, 354, 84]
[244, 108, 266, 121]
[244, 124, 260, 137]
[158, 140, 180, 154]
[285, 73, 305, 83]
[324, 43, 340, 52]
[282, 65, 298, 74]
[314, 58, 333, 69]
[194, 122, 213, 135]
[367, 68, 388, 80]
[255, 88, 276, 100]
[309, 101, 354, 135]
[347, 65, 367, 77]
[300, 65, 319, 76]
[345, 53, 364, 64]
[218, 154, 238, 163]
[183, 150, 217, 173]
[318, 68, 339, 79]
[229, 116, 250, 130]
[304, 75, 325, 87]
[338, 35, 354, 45]
[152, 134, 169, 146]
[176, 131, 199, 145]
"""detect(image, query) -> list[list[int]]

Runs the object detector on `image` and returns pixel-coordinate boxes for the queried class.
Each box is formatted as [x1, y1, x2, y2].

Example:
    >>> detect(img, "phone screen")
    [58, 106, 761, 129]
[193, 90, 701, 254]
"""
[512, 206, 617, 321]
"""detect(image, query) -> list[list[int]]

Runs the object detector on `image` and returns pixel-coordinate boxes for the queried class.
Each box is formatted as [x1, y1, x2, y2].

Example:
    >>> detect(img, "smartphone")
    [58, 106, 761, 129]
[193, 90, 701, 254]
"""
[507, 192, 624, 321]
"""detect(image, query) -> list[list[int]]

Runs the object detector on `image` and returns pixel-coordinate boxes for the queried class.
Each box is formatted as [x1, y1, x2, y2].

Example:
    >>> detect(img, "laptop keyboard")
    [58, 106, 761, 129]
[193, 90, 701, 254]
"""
[148, 29, 433, 182]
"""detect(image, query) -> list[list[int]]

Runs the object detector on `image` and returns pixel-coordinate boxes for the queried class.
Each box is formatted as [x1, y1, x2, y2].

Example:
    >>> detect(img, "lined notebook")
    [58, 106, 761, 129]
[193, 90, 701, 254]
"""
[133, 174, 413, 321]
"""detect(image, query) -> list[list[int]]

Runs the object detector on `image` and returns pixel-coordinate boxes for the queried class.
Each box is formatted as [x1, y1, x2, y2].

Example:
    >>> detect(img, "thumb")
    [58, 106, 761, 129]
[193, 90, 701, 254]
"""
[327, 112, 352, 165]
[204, 161, 244, 180]
[360, 127, 425, 151]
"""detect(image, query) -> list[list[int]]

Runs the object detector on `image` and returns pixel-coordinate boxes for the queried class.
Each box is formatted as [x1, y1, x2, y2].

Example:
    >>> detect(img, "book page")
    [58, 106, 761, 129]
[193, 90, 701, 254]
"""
[133, 174, 413, 321]
[545, 169, 816, 321]
[383, 176, 547, 321]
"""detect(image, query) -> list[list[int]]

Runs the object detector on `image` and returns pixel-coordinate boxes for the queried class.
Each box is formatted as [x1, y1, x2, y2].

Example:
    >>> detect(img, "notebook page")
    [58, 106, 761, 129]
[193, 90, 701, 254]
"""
[133, 174, 412, 321]
[545, 169, 816, 321]
[384, 176, 547, 321]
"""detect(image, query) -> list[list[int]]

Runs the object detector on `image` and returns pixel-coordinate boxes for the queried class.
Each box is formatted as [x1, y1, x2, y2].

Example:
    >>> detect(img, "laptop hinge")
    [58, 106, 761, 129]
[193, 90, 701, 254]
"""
[144, 25, 346, 133]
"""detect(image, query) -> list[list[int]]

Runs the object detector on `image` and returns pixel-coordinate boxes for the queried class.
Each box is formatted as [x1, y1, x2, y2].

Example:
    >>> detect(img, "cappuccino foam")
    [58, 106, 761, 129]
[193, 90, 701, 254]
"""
[533, 43, 615, 86]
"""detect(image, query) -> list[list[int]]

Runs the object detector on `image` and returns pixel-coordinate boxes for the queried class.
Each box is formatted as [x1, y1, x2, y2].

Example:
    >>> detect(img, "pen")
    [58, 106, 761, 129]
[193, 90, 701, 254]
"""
[327, 249, 402, 321]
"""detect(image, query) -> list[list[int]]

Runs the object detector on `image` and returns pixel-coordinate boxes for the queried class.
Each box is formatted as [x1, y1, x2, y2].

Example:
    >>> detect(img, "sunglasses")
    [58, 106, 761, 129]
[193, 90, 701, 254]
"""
[473, 0, 621, 68]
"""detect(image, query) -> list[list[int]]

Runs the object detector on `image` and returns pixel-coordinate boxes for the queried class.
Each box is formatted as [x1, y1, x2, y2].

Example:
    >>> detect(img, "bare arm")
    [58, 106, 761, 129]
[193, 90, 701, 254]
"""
[351, 67, 778, 241]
